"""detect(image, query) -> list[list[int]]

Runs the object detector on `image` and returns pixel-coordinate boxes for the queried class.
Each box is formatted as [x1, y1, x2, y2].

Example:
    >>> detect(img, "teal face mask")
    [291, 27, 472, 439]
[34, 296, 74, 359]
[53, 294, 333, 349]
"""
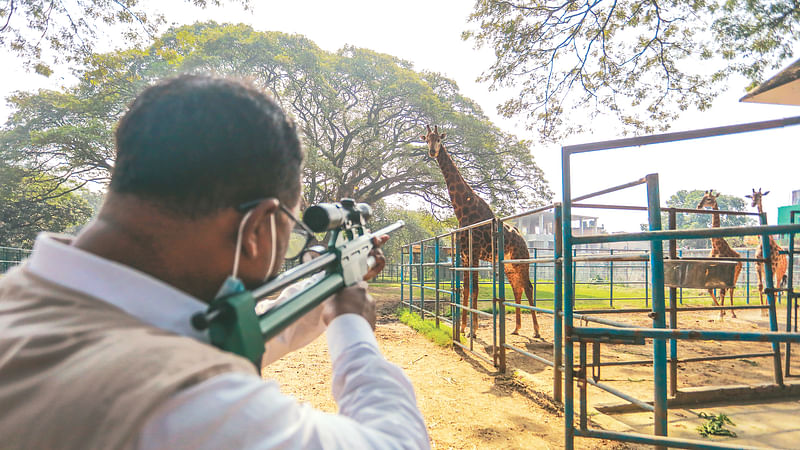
[215, 209, 277, 299]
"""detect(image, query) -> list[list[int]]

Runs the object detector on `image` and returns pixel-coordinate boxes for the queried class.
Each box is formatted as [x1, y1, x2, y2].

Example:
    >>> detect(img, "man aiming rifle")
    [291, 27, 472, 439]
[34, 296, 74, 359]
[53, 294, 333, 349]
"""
[0, 75, 429, 449]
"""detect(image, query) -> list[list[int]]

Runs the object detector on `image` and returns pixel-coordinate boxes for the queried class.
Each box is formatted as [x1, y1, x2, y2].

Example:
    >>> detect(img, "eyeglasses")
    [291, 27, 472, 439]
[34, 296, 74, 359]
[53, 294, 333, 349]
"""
[237, 199, 315, 261]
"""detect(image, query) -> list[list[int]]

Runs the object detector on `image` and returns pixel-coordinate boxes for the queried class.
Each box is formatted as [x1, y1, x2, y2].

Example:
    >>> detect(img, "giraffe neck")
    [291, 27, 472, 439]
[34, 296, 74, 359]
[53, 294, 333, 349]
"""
[755, 200, 779, 248]
[436, 145, 493, 225]
[709, 205, 728, 252]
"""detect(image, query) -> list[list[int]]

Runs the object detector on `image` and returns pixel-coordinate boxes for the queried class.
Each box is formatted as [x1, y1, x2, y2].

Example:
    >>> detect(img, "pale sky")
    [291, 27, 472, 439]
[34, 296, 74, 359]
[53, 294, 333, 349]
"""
[2, 0, 799, 231]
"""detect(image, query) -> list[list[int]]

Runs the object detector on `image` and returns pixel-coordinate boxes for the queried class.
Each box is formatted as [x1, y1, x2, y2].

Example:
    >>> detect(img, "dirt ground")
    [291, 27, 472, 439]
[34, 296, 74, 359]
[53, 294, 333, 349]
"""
[263, 285, 800, 448]
[262, 285, 625, 449]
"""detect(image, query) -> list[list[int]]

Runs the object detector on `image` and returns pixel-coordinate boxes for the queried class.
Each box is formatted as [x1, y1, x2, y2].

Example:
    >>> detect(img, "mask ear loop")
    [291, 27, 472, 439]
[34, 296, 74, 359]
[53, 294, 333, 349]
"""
[232, 210, 254, 279]
[265, 212, 277, 280]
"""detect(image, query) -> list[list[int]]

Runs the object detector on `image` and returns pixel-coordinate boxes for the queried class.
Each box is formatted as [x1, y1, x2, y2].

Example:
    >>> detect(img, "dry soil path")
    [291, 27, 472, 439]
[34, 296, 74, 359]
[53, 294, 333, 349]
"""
[262, 286, 624, 449]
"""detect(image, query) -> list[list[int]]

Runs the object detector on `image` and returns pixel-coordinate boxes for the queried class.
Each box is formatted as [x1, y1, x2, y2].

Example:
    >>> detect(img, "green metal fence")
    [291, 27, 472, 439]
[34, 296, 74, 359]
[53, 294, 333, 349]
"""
[0, 246, 32, 273]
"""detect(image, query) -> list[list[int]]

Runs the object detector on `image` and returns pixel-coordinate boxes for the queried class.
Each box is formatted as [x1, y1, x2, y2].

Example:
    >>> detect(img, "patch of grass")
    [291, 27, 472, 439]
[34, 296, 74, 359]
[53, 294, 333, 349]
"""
[697, 412, 737, 438]
[395, 307, 456, 347]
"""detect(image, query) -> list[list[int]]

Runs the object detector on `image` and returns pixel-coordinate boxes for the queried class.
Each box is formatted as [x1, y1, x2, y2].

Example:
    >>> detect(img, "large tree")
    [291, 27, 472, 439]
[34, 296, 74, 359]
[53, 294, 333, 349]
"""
[647, 189, 754, 248]
[0, 0, 249, 75]
[464, 0, 800, 141]
[2, 22, 552, 215]
[0, 161, 93, 247]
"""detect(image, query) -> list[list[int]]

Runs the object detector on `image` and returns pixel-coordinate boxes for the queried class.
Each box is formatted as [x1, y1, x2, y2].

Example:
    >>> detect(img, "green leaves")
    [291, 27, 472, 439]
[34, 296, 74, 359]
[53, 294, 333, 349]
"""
[3, 22, 552, 223]
[1, 0, 250, 75]
[465, 0, 800, 141]
[697, 412, 737, 438]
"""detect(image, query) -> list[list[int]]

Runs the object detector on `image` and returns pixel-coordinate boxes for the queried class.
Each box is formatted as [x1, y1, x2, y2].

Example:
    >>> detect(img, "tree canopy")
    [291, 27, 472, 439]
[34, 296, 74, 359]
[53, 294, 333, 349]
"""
[0, 0, 249, 75]
[464, 0, 800, 141]
[655, 189, 754, 248]
[2, 22, 552, 216]
[0, 161, 93, 247]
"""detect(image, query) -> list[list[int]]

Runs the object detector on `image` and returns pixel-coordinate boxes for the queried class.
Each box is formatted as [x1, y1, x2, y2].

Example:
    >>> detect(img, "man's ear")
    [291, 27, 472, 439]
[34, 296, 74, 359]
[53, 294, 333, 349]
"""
[241, 198, 279, 259]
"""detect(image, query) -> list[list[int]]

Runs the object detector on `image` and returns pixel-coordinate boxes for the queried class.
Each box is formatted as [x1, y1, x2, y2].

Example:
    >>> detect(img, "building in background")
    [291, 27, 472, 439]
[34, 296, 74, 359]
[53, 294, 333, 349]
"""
[778, 189, 800, 244]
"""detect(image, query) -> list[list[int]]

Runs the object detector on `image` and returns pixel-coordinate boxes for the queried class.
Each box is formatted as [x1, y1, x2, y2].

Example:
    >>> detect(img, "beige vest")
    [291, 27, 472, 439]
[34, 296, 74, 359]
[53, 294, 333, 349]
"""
[0, 266, 257, 450]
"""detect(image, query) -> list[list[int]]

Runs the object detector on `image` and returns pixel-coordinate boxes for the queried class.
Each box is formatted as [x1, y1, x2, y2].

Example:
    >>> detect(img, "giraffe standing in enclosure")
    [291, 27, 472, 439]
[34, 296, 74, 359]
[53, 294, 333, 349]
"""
[746, 188, 788, 316]
[420, 125, 540, 337]
[697, 190, 743, 318]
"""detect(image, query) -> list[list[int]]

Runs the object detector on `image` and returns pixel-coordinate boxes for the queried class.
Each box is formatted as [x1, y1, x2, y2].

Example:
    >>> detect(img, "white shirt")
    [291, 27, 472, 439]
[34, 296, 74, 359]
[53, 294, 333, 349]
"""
[27, 234, 430, 449]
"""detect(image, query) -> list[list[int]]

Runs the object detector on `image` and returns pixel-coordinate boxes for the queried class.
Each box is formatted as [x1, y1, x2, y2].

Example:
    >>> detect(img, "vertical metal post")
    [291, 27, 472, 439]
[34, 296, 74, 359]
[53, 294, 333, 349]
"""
[679, 250, 683, 305]
[562, 149, 576, 450]
[579, 341, 588, 431]
[746, 248, 751, 304]
[492, 219, 498, 367]
[469, 228, 474, 351]
[400, 246, 405, 307]
[760, 212, 784, 385]
[435, 238, 441, 328]
[609, 249, 614, 308]
[787, 242, 793, 374]
[498, 219, 507, 373]
[408, 245, 414, 313]
[420, 243, 425, 320]
[645, 259, 649, 308]
[668, 208, 678, 398]
[646, 174, 668, 444]
[533, 248, 538, 306]
[454, 235, 462, 343]
[554, 204, 563, 403]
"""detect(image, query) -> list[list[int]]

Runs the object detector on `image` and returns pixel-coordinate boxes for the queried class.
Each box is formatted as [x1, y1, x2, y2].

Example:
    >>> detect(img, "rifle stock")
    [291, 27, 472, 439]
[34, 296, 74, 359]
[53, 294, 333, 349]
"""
[194, 220, 404, 366]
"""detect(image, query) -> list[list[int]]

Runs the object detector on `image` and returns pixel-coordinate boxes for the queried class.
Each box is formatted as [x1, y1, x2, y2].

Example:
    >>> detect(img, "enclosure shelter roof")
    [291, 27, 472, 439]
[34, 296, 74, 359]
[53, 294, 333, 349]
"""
[740, 58, 800, 106]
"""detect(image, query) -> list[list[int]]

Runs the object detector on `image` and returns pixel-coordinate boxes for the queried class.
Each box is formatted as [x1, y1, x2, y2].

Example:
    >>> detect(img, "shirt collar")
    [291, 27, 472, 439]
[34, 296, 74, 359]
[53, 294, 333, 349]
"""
[26, 233, 209, 342]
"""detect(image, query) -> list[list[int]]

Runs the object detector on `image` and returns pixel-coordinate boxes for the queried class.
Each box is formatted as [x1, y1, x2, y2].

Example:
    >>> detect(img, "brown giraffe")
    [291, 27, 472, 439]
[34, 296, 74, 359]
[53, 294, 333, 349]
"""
[420, 125, 540, 337]
[697, 190, 743, 318]
[745, 188, 789, 317]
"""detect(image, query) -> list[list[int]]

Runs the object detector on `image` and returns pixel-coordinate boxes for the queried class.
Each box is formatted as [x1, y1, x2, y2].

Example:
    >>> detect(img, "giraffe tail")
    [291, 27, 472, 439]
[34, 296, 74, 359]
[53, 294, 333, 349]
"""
[781, 274, 788, 289]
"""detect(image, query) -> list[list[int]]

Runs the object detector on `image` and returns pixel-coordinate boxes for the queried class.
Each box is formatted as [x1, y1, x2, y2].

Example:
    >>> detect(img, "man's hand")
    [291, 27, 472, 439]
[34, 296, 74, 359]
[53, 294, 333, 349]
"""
[322, 282, 376, 329]
[363, 234, 389, 281]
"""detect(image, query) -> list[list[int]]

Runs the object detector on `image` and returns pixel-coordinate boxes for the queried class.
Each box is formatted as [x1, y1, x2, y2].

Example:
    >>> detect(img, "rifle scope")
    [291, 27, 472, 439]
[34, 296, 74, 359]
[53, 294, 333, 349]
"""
[303, 198, 372, 233]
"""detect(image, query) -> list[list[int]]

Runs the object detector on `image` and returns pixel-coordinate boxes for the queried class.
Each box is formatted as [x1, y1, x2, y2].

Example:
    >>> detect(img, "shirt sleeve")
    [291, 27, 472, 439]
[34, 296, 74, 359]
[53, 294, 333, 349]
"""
[255, 272, 330, 367]
[137, 314, 430, 450]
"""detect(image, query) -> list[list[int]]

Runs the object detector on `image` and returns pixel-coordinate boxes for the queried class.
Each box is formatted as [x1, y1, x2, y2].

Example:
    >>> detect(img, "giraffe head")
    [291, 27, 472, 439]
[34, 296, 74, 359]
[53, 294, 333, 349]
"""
[696, 189, 720, 209]
[745, 188, 770, 209]
[420, 124, 447, 158]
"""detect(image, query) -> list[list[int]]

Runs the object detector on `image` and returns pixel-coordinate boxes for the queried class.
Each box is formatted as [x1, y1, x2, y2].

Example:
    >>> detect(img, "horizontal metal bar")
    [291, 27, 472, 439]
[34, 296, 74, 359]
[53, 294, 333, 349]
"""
[572, 177, 648, 202]
[572, 254, 648, 262]
[584, 378, 654, 412]
[675, 256, 766, 263]
[595, 359, 653, 367]
[574, 223, 800, 245]
[574, 326, 800, 343]
[453, 340, 494, 365]
[572, 313, 637, 329]
[572, 203, 649, 212]
[563, 115, 800, 154]
[576, 428, 760, 450]
[451, 267, 494, 272]
[448, 303, 493, 318]
[501, 257, 559, 264]
[575, 304, 769, 314]
[503, 343, 554, 367]
[678, 352, 774, 364]
[416, 263, 453, 267]
[451, 217, 495, 232]
[503, 302, 556, 315]
[499, 203, 559, 222]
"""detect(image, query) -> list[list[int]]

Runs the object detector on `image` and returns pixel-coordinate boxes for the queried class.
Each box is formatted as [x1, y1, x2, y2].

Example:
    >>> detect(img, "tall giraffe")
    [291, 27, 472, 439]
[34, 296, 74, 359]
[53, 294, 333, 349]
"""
[697, 190, 743, 318]
[420, 125, 540, 337]
[745, 188, 788, 316]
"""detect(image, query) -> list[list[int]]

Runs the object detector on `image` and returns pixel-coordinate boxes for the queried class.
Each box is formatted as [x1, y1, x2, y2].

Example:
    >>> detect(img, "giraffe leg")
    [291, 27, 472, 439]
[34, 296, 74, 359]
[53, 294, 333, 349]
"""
[757, 263, 767, 317]
[729, 288, 737, 318]
[470, 268, 479, 338]
[523, 275, 540, 338]
[708, 289, 724, 318]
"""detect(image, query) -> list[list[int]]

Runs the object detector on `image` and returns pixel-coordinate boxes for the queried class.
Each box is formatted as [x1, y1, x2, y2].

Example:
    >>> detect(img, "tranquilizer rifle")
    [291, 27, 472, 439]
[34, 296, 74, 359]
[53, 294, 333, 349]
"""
[191, 198, 404, 366]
